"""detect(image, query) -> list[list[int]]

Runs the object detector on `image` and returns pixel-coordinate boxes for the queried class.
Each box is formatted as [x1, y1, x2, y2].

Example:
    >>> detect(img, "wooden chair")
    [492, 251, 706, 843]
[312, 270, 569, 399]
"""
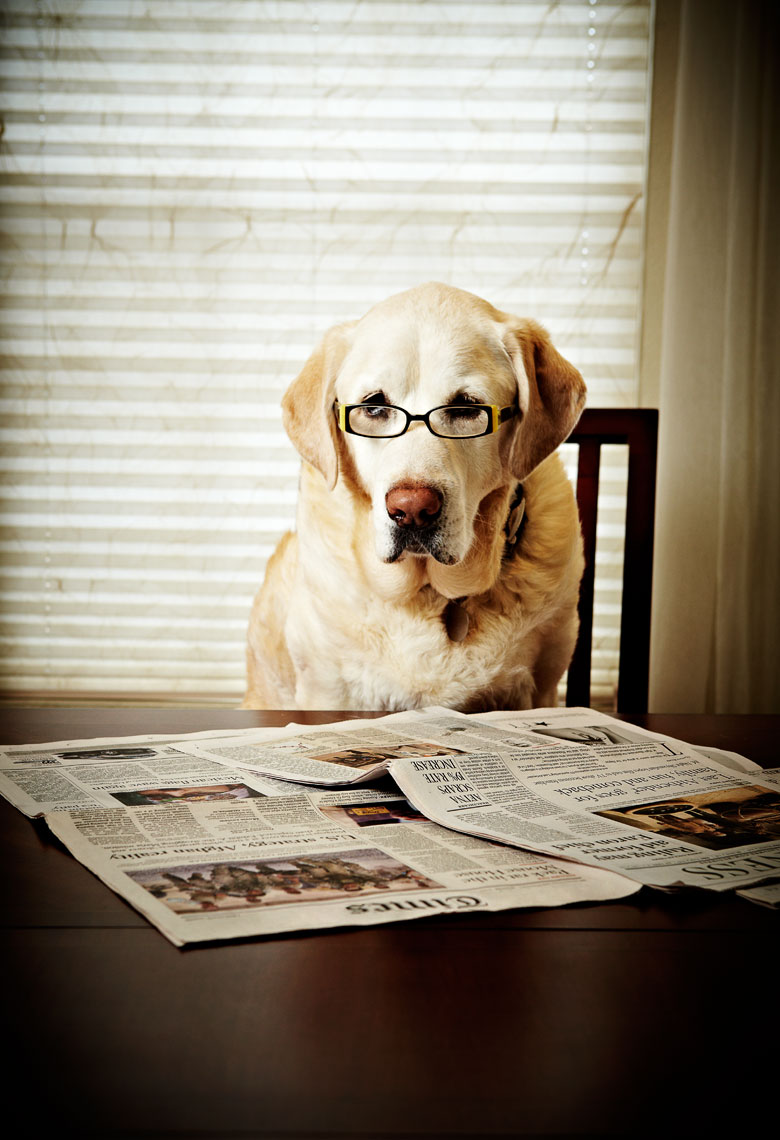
[564, 409, 658, 713]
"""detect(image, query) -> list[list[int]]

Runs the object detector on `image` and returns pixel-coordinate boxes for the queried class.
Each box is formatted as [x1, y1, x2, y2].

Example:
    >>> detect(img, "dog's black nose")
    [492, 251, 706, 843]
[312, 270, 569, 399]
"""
[385, 483, 443, 528]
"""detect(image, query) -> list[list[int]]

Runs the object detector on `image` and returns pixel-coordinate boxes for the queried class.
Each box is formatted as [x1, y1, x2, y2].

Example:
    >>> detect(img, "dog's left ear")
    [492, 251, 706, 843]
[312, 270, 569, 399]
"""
[500, 318, 586, 480]
[281, 321, 356, 491]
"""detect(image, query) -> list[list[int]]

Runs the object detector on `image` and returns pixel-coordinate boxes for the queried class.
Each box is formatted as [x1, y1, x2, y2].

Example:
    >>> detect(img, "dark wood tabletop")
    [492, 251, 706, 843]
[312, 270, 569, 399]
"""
[1, 709, 778, 1139]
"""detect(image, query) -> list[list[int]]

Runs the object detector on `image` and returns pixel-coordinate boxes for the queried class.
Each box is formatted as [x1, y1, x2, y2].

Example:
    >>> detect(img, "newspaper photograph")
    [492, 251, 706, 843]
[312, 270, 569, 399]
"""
[178, 706, 559, 786]
[389, 710, 780, 891]
[44, 786, 640, 946]
[0, 728, 313, 818]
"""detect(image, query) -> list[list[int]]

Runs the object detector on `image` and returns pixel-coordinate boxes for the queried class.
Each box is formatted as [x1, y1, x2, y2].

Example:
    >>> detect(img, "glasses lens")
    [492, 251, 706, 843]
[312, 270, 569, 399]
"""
[347, 404, 405, 437]
[429, 405, 490, 438]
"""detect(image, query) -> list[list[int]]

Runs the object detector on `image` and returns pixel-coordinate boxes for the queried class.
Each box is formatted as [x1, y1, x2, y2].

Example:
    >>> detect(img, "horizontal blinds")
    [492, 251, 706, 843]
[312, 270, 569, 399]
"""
[0, 0, 651, 706]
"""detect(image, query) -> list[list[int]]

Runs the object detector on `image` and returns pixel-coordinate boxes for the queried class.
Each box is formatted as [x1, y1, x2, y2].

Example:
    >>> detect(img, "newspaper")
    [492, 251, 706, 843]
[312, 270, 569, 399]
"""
[736, 880, 780, 909]
[0, 728, 313, 818]
[44, 785, 640, 946]
[2, 709, 772, 943]
[476, 707, 764, 775]
[178, 706, 562, 786]
[388, 707, 780, 891]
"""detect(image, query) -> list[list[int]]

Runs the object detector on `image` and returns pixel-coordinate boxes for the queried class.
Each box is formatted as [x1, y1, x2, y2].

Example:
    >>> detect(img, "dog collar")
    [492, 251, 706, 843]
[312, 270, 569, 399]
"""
[504, 483, 526, 552]
[443, 484, 527, 642]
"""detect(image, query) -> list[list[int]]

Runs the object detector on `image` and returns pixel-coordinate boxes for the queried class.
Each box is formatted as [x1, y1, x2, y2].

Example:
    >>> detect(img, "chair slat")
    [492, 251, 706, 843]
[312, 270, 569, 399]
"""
[565, 409, 658, 713]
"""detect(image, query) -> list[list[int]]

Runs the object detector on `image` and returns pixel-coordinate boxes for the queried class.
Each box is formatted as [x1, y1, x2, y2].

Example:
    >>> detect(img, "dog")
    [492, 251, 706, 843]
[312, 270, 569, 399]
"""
[243, 283, 585, 712]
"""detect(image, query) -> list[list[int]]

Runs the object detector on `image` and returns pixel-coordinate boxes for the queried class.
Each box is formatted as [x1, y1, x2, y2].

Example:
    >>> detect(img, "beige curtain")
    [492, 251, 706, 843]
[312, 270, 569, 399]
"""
[647, 0, 780, 712]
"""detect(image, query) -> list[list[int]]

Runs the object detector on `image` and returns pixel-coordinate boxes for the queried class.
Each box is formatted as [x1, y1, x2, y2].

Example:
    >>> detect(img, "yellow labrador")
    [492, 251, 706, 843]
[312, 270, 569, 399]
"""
[243, 283, 585, 711]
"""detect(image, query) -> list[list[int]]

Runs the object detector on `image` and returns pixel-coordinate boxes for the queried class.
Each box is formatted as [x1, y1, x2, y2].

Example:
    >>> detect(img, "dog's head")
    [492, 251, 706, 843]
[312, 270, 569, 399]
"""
[282, 283, 585, 568]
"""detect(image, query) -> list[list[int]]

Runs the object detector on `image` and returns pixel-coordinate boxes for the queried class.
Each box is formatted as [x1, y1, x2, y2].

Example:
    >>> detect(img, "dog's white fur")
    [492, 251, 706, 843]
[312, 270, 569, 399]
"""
[243, 283, 585, 712]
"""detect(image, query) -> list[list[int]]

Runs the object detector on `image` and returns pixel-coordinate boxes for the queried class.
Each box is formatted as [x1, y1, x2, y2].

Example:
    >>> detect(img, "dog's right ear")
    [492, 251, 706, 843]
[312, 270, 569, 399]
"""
[500, 318, 586, 480]
[281, 322, 356, 491]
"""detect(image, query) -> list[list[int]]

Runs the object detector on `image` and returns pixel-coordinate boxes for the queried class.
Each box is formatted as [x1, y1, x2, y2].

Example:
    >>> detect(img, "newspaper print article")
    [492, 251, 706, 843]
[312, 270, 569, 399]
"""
[178, 707, 558, 786]
[45, 786, 640, 946]
[389, 708, 780, 891]
[476, 707, 764, 775]
[0, 728, 312, 818]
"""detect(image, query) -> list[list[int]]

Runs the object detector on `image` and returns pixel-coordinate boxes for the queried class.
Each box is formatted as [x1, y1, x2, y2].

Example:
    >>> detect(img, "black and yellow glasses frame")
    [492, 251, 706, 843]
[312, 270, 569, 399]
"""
[335, 402, 518, 439]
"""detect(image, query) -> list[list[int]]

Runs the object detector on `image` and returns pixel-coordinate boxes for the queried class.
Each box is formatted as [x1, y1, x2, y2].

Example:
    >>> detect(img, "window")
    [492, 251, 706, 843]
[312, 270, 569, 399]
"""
[0, 0, 652, 706]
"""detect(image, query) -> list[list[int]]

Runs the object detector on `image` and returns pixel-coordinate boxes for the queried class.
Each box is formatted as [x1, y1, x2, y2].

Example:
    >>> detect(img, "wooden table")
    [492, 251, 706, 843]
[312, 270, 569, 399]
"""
[1, 710, 778, 1139]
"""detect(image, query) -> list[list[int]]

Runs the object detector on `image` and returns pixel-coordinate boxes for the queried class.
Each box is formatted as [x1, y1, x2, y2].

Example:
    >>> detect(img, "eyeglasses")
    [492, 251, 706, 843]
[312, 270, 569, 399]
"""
[335, 402, 517, 439]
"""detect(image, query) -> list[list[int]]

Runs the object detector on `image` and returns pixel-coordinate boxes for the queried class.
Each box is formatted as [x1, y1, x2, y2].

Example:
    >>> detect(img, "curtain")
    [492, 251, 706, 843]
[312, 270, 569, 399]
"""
[0, 0, 652, 706]
[648, 0, 780, 713]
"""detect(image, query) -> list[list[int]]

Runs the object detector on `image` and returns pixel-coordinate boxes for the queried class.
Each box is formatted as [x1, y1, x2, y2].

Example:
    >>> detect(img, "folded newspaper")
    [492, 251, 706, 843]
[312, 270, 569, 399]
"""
[44, 785, 640, 946]
[0, 727, 313, 818]
[736, 880, 780, 909]
[386, 707, 780, 892]
[2, 706, 775, 946]
[177, 707, 573, 785]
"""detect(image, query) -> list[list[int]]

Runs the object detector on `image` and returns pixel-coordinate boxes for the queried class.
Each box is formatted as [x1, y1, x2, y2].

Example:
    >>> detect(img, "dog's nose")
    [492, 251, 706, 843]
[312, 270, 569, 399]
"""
[385, 483, 443, 528]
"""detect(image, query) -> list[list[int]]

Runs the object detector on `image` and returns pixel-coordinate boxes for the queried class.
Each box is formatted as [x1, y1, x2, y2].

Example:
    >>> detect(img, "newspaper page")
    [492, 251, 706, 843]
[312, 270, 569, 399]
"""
[0, 728, 313, 819]
[44, 786, 640, 946]
[179, 706, 563, 786]
[476, 706, 763, 775]
[389, 712, 780, 892]
[736, 881, 780, 909]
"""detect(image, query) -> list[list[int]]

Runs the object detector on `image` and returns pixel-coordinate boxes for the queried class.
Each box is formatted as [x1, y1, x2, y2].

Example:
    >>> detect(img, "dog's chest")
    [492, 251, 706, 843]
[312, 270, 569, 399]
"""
[290, 591, 534, 711]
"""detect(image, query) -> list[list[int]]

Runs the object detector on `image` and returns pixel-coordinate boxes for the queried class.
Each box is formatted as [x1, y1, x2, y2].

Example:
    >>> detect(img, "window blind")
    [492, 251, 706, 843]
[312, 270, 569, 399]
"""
[0, 0, 652, 707]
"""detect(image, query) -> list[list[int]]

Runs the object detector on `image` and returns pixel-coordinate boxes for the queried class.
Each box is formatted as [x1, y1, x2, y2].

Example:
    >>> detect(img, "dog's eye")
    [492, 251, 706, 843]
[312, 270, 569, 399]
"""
[445, 392, 483, 415]
[442, 404, 484, 421]
[348, 401, 404, 436]
[361, 392, 388, 406]
[430, 403, 491, 438]
[362, 404, 392, 419]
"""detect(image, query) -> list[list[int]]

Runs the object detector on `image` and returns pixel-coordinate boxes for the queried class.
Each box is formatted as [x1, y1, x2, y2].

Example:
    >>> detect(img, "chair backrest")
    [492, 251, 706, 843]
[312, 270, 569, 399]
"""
[565, 408, 658, 713]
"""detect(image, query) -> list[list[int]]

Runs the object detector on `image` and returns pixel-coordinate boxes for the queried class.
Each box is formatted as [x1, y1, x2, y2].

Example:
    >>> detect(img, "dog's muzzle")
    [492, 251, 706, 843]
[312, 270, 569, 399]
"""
[384, 482, 455, 564]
